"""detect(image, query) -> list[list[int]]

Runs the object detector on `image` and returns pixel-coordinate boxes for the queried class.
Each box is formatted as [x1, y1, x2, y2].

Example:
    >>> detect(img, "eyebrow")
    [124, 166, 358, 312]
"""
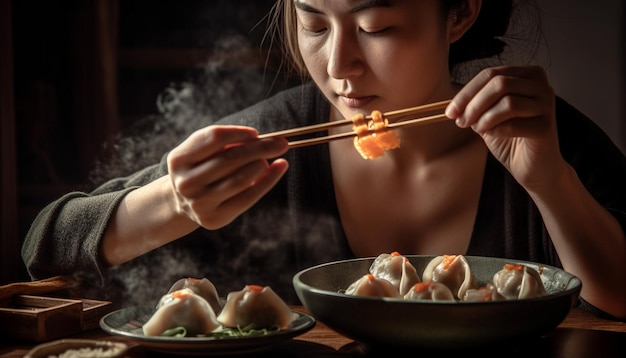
[294, 0, 391, 14]
[350, 0, 391, 13]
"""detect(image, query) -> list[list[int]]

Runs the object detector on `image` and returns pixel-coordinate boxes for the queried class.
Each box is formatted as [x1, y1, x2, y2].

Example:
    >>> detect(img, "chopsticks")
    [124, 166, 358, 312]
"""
[258, 99, 452, 148]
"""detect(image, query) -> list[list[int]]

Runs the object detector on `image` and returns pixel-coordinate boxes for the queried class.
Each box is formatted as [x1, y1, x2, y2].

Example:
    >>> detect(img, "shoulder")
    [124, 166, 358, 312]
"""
[554, 96, 626, 199]
[216, 81, 329, 132]
[554, 96, 597, 135]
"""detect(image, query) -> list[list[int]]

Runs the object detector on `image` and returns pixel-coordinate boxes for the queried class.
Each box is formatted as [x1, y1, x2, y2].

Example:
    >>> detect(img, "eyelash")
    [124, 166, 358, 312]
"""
[302, 27, 327, 36]
[361, 27, 390, 36]
[301, 26, 390, 37]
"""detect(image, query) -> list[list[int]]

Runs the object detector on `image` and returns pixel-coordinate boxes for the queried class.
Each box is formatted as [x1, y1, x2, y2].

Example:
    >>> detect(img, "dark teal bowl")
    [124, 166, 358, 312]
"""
[293, 255, 581, 349]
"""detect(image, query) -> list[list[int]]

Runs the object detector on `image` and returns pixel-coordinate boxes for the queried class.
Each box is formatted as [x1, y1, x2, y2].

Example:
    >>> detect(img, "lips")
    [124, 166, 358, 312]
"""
[339, 95, 376, 109]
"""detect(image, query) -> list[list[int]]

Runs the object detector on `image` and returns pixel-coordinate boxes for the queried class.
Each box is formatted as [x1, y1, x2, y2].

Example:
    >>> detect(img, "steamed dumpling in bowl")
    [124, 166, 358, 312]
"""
[217, 285, 297, 329]
[142, 288, 221, 336]
[345, 273, 402, 298]
[492, 264, 546, 299]
[422, 255, 478, 299]
[403, 282, 456, 302]
[369, 251, 421, 296]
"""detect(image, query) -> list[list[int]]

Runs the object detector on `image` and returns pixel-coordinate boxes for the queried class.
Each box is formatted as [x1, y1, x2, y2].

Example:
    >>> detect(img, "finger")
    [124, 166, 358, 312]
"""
[172, 137, 288, 198]
[169, 126, 260, 169]
[190, 138, 287, 189]
[178, 160, 273, 226]
[202, 159, 273, 202]
[204, 159, 289, 228]
[223, 158, 289, 210]
[461, 80, 538, 129]
[478, 115, 549, 139]
[469, 95, 551, 135]
[447, 66, 548, 123]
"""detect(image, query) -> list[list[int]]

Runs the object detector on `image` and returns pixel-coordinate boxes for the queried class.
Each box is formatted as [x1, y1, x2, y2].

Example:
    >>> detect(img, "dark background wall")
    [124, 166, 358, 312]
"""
[537, 0, 624, 151]
[3, 0, 285, 284]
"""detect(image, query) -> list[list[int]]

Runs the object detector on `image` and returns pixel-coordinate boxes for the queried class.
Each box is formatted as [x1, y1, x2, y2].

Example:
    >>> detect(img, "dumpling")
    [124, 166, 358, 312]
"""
[345, 273, 402, 298]
[422, 255, 477, 299]
[217, 285, 297, 330]
[142, 288, 221, 336]
[403, 282, 455, 302]
[167, 277, 223, 314]
[369, 251, 421, 296]
[462, 284, 505, 302]
[492, 264, 546, 299]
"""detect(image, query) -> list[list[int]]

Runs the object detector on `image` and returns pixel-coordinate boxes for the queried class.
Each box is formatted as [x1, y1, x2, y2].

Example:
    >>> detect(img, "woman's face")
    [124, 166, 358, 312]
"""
[295, 0, 455, 119]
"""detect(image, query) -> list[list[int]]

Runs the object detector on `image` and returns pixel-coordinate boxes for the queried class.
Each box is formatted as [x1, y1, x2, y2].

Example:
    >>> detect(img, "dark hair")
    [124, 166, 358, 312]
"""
[266, 0, 522, 77]
[444, 0, 513, 69]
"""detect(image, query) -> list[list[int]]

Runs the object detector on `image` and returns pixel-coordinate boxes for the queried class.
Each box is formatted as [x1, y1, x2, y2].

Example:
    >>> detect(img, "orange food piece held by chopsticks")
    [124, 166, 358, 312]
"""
[369, 110, 401, 150]
[352, 113, 369, 137]
[352, 110, 401, 160]
[353, 136, 386, 159]
[352, 113, 384, 159]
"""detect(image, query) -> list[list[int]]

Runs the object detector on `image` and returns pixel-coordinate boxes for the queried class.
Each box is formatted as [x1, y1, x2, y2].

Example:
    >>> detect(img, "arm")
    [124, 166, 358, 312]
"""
[100, 125, 289, 266]
[447, 65, 626, 319]
[527, 160, 626, 318]
[23, 83, 320, 283]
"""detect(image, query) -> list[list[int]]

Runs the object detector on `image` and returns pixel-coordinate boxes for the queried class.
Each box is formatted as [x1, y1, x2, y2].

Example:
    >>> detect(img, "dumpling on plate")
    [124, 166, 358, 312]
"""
[369, 251, 421, 296]
[217, 285, 297, 330]
[422, 255, 477, 299]
[403, 282, 455, 302]
[492, 264, 546, 299]
[167, 277, 223, 314]
[345, 273, 402, 298]
[142, 288, 221, 337]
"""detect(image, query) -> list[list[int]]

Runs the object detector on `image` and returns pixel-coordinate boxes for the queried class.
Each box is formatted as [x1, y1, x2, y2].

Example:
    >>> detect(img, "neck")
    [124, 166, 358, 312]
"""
[388, 120, 483, 165]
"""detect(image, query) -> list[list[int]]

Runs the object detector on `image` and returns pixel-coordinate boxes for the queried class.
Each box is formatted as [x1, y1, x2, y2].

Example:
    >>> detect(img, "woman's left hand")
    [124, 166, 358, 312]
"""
[446, 65, 565, 191]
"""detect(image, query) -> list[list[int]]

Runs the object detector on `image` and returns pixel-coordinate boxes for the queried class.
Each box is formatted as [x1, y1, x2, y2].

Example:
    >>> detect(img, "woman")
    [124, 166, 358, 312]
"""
[22, 0, 626, 319]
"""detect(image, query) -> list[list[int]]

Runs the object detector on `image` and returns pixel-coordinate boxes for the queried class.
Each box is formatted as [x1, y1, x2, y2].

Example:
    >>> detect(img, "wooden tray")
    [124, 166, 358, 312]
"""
[0, 295, 112, 342]
[81, 298, 114, 331]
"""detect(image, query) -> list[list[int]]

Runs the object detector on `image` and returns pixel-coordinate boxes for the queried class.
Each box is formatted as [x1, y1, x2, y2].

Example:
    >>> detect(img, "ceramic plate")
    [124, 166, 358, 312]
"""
[100, 305, 315, 355]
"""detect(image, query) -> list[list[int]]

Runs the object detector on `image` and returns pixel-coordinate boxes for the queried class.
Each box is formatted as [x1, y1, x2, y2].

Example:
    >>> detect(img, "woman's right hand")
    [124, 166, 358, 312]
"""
[167, 125, 289, 229]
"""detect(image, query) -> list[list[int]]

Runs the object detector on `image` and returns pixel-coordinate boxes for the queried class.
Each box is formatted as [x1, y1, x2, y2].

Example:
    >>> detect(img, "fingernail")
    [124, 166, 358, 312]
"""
[455, 117, 466, 127]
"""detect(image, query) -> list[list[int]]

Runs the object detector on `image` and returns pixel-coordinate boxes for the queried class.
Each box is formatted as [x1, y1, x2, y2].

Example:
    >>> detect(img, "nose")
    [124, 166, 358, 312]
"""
[327, 29, 365, 79]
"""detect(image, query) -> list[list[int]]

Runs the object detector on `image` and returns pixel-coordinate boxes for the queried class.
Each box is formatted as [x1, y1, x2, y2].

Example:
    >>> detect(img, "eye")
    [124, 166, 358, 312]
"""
[357, 10, 395, 36]
[301, 25, 328, 36]
[296, 11, 328, 37]
[360, 26, 391, 35]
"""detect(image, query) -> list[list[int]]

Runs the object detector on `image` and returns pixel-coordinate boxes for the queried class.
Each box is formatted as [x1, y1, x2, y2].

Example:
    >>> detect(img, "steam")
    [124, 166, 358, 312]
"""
[87, 34, 334, 307]
[89, 35, 272, 185]
[104, 208, 344, 307]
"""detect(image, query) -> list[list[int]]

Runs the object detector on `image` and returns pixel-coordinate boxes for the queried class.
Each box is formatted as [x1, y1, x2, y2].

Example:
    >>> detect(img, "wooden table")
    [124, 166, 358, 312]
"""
[1, 306, 625, 357]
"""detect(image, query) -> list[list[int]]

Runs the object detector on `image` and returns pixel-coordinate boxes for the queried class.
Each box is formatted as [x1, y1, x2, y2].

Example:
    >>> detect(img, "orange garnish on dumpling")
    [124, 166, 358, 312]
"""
[503, 264, 524, 271]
